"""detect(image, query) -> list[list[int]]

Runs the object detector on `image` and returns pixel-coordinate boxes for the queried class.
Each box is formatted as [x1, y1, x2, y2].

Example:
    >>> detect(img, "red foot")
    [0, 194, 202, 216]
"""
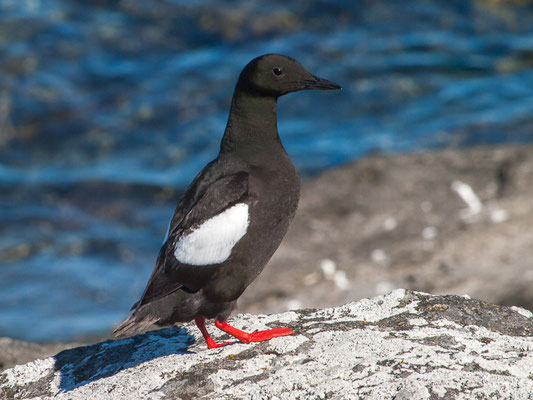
[195, 317, 295, 348]
[215, 320, 295, 343]
[195, 317, 233, 349]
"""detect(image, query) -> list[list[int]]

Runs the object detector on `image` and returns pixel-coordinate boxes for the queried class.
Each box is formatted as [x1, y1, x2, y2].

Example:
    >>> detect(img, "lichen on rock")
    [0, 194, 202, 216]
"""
[2, 289, 533, 399]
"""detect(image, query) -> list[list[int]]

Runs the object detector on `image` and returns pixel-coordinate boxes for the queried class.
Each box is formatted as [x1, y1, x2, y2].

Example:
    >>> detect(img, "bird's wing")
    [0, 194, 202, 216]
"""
[132, 170, 250, 311]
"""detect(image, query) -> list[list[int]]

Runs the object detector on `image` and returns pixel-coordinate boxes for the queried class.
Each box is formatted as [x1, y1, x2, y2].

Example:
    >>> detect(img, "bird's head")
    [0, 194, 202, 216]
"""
[236, 53, 341, 97]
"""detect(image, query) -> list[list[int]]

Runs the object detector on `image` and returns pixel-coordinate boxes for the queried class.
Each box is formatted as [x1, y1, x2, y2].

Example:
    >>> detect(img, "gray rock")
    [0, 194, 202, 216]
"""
[242, 145, 533, 315]
[2, 289, 533, 399]
[0, 338, 84, 373]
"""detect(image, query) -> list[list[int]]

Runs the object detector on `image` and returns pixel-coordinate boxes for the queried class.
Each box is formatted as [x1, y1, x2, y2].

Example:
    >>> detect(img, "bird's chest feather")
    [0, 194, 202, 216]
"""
[201, 168, 300, 302]
[247, 166, 300, 234]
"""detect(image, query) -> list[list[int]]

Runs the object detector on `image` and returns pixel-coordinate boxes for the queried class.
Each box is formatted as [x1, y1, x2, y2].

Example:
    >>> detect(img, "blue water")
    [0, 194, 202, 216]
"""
[1, 0, 533, 342]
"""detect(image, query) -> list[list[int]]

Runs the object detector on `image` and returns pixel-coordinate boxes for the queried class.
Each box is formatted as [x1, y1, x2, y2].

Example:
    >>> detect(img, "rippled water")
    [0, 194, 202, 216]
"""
[1, 0, 533, 341]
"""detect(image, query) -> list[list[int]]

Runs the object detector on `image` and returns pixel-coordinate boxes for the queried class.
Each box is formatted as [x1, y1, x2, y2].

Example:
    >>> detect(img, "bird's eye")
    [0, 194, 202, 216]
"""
[272, 67, 283, 77]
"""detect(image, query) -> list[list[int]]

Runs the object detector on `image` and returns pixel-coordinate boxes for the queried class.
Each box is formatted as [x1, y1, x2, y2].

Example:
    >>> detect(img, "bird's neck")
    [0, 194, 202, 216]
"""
[220, 89, 284, 161]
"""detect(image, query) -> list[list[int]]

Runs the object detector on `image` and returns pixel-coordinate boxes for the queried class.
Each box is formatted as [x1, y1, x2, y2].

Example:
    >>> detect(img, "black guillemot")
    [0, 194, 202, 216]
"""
[114, 53, 341, 348]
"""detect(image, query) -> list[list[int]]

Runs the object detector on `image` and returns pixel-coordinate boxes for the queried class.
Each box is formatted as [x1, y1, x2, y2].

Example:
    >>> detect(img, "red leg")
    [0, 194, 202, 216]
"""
[215, 320, 295, 343]
[195, 317, 233, 349]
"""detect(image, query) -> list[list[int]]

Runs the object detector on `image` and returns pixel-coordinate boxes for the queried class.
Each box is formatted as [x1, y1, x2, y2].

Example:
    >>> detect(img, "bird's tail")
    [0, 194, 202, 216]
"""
[113, 311, 160, 338]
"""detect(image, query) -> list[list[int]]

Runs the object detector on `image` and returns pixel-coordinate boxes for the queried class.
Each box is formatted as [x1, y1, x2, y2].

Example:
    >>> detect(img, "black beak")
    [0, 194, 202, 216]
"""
[301, 75, 342, 90]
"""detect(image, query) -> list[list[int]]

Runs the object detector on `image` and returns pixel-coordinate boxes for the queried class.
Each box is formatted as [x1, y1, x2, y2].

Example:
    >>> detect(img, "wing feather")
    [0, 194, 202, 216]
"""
[132, 169, 249, 311]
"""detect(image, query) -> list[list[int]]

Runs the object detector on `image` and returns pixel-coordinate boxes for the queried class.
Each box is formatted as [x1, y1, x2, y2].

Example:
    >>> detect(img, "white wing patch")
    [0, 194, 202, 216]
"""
[174, 203, 249, 265]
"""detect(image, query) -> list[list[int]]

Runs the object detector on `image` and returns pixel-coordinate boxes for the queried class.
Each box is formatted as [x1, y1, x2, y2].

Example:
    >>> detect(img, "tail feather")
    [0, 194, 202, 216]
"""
[113, 312, 160, 338]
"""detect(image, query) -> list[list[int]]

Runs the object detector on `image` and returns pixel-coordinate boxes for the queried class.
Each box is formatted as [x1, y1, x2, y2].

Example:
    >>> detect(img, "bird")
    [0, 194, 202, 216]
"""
[113, 53, 341, 348]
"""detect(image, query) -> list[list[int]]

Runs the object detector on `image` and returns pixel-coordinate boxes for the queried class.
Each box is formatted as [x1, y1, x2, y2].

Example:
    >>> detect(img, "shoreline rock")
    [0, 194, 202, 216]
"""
[242, 144, 533, 316]
[2, 289, 533, 399]
[0, 339, 86, 375]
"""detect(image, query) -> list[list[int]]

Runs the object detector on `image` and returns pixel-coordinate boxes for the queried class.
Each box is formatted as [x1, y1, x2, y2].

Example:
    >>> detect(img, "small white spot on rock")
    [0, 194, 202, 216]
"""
[511, 306, 533, 319]
[371, 249, 388, 264]
[383, 217, 398, 231]
[409, 318, 428, 326]
[320, 259, 337, 278]
[422, 226, 438, 240]
[333, 270, 350, 290]
[451, 180, 483, 219]
[319, 259, 349, 289]
[490, 208, 509, 224]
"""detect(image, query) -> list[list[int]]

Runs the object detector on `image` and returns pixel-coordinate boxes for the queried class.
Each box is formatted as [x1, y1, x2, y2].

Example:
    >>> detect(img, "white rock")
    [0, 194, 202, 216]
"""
[422, 226, 438, 240]
[319, 259, 337, 277]
[383, 217, 398, 231]
[371, 249, 387, 264]
[2, 290, 533, 400]
[490, 208, 509, 224]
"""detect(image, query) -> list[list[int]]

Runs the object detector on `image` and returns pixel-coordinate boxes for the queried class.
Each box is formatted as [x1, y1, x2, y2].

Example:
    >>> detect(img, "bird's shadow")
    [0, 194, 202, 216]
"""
[53, 326, 195, 393]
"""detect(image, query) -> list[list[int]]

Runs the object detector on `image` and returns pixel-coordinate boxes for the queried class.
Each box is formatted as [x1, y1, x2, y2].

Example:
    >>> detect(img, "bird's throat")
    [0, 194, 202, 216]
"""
[220, 90, 282, 159]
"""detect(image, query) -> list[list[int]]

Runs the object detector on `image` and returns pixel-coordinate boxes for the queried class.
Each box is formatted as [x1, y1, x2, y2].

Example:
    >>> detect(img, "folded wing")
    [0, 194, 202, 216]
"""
[132, 170, 250, 311]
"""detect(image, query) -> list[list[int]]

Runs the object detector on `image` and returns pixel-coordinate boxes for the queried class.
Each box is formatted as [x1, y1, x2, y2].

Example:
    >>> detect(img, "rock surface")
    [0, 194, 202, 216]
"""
[0, 339, 84, 375]
[2, 289, 533, 399]
[243, 144, 533, 316]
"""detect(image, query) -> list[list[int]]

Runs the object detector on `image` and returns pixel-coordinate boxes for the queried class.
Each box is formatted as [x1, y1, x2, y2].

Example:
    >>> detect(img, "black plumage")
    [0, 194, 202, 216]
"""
[114, 54, 341, 347]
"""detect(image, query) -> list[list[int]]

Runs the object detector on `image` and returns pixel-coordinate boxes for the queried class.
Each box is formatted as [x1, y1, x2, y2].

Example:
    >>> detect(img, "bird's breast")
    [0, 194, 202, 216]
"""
[201, 165, 300, 303]
[248, 163, 300, 225]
